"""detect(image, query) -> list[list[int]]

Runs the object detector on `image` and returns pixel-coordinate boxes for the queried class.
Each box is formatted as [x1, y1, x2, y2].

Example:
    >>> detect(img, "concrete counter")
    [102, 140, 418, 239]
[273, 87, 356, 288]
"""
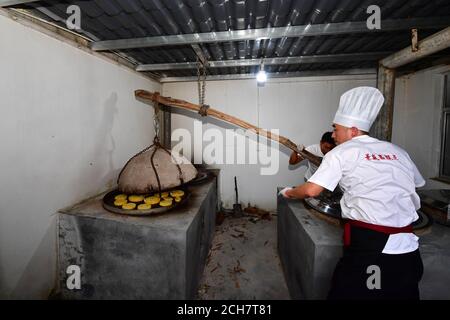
[58, 172, 218, 299]
[277, 193, 342, 300]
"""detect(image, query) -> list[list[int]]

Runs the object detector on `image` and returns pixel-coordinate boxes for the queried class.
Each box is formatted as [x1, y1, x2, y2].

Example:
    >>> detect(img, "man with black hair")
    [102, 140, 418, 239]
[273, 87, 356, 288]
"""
[289, 131, 336, 181]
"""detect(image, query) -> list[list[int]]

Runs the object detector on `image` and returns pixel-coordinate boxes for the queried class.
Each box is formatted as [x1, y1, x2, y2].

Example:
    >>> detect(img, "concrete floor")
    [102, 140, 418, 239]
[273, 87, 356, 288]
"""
[197, 213, 291, 300]
[419, 222, 450, 299]
[196, 208, 450, 300]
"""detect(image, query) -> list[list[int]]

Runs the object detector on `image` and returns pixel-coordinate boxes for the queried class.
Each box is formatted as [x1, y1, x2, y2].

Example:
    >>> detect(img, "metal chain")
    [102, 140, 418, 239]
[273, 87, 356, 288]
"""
[201, 60, 206, 105]
[197, 57, 202, 106]
[153, 99, 160, 141]
[197, 57, 207, 106]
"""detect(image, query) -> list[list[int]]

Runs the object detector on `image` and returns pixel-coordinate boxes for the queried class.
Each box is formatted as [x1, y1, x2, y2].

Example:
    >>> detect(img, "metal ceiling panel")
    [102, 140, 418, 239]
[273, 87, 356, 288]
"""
[6, 0, 450, 80]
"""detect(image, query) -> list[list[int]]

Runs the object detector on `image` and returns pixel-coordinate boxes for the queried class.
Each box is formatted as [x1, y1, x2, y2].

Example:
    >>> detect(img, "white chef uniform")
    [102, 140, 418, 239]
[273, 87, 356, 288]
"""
[308, 135, 425, 254]
[312, 86, 425, 300]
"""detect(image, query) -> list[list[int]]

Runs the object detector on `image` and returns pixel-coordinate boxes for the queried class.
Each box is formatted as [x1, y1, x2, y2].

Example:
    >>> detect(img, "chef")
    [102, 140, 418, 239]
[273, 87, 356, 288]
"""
[280, 86, 425, 299]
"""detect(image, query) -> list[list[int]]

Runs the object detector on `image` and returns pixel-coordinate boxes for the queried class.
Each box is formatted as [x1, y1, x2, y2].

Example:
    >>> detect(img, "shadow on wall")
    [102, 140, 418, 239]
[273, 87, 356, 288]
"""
[5, 93, 120, 299]
[0, 242, 6, 299]
[9, 217, 57, 299]
[74, 92, 119, 198]
[97, 92, 118, 190]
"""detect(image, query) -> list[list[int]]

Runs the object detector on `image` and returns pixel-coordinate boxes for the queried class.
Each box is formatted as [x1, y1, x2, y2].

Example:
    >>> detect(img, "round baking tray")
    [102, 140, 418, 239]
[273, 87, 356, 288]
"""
[304, 196, 342, 219]
[304, 197, 433, 232]
[187, 171, 212, 185]
[412, 209, 433, 231]
[102, 188, 190, 216]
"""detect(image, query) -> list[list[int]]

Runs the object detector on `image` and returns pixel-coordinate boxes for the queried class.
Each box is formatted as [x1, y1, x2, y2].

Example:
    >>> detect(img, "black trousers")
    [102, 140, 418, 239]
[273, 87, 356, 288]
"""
[327, 225, 424, 300]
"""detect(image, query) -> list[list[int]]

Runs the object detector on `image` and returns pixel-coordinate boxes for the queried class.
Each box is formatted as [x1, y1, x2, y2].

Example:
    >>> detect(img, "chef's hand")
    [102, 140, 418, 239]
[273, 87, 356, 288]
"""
[289, 148, 305, 165]
[296, 145, 305, 159]
[278, 187, 293, 198]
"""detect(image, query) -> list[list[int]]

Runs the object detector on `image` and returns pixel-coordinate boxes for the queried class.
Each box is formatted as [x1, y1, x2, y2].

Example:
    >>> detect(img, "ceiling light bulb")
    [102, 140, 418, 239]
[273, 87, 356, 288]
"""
[256, 70, 267, 83]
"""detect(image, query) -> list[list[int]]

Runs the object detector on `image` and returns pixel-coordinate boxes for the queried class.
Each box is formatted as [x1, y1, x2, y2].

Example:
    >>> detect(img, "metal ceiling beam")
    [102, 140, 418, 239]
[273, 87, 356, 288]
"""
[0, 0, 39, 7]
[136, 52, 388, 72]
[158, 68, 377, 83]
[381, 26, 450, 68]
[91, 16, 450, 51]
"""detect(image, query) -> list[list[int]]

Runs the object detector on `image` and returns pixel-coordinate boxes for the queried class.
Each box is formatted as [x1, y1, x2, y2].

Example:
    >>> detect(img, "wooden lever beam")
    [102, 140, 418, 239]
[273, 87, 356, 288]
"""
[135, 89, 322, 167]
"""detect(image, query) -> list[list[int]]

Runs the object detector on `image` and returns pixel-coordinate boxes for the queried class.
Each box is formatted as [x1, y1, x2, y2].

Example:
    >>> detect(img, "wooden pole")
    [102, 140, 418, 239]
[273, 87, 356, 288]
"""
[135, 90, 322, 167]
[371, 65, 396, 141]
[380, 26, 450, 69]
[373, 27, 450, 141]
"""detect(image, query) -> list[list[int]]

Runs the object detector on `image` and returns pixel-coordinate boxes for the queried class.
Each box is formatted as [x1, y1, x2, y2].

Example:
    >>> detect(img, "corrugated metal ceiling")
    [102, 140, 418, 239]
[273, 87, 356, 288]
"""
[6, 0, 450, 80]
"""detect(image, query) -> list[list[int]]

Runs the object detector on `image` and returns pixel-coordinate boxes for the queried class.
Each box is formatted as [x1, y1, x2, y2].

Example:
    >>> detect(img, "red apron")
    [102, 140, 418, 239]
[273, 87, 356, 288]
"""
[343, 219, 413, 247]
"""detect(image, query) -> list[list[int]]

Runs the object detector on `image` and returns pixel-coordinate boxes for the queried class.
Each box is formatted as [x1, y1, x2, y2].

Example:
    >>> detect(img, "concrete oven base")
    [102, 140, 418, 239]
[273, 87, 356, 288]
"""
[57, 172, 218, 300]
[277, 191, 342, 300]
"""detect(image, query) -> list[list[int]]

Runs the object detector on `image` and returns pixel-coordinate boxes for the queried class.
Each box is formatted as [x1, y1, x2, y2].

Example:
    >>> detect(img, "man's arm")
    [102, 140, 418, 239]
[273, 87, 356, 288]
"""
[285, 182, 324, 199]
[289, 151, 304, 165]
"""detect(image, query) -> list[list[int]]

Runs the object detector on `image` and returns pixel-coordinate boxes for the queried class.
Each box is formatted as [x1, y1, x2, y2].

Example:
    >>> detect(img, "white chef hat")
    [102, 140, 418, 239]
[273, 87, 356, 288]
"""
[333, 87, 385, 132]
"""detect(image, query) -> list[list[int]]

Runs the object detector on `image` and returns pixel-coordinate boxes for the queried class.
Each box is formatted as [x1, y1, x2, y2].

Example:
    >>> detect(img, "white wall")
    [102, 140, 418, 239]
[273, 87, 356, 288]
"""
[163, 75, 376, 210]
[0, 15, 160, 299]
[392, 65, 450, 190]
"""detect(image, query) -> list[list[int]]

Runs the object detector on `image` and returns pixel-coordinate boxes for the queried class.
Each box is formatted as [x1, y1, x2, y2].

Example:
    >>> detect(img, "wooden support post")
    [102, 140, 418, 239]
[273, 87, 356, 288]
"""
[371, 65, 396, 141]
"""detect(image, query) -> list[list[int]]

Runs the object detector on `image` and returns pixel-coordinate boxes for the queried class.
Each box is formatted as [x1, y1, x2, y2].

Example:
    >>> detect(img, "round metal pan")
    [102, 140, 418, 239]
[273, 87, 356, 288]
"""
[304, 196, 433, 232]
[304, 188, 343, 219]
[412, 209, 433, 231]
[102, 188, 190, 216]
[304, 197, 342, 219]
[186, 170, 212, 185]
